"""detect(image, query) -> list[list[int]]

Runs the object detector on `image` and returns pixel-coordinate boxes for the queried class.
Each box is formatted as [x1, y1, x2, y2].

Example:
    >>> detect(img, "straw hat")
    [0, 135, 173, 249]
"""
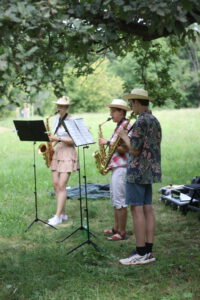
[107, 99, 131, 111]
[53, 96, 73, 105]
[123, 88, 154, 101]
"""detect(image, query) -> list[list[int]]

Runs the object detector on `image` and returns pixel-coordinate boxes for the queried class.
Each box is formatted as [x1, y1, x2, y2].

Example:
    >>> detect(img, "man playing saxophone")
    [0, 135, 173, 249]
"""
[47, 96, 79, 227]
[99, 99, 132, 241]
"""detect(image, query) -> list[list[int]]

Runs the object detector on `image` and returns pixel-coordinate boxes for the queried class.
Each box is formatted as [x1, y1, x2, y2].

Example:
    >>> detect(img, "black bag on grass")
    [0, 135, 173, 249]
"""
[188, 176, 200, 200]
[191, 176, 200, 184]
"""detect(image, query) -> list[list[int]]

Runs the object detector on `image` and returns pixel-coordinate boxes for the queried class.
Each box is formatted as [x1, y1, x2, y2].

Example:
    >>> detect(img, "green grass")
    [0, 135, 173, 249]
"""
[0, 108, 200, 300]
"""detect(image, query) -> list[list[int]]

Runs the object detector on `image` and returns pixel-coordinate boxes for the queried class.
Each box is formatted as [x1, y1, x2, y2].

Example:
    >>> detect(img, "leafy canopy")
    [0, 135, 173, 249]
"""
[0, 0, 199, 107]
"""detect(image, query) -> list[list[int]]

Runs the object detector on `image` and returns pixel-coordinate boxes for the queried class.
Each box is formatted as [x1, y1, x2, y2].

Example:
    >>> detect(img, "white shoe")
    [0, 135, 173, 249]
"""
[48, 215, 56, 222]
[61, 214, 68, 221]
[119, 252, 149, 265]
[48, 214, 68, 222]
[48, 215, 62, 226]
[146, 252, 156, 263]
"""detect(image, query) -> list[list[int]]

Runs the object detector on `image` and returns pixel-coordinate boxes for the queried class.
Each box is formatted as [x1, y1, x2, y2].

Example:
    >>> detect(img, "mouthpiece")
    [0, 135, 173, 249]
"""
[100, 117, 112, 126]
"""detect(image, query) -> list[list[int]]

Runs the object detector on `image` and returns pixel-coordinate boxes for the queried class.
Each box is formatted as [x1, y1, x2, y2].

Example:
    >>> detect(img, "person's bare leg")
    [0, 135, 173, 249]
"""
[52, 171, 59, 211]
[143, 204, 155, 243]
[114, 208, 119, 232]
[55, 172, 71, 216]
[131, 205, 146, 247]
[117, 207, 127, 235]
[52, 171, 59, 193]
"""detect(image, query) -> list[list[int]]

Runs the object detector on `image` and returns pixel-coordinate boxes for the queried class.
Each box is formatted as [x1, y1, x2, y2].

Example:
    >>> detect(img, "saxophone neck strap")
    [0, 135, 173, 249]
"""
[61, 119, 73, 141]
[117, 118, 126, 128]
[54, 113, 68, 134]
[110, 118, 126, 140]
[127, 125, 133, 134]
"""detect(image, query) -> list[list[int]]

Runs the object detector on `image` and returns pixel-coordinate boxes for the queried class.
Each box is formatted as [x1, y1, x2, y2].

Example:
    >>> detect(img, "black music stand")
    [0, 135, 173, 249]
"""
[57, 118, 100, 254]
[13, 120, 57, 231]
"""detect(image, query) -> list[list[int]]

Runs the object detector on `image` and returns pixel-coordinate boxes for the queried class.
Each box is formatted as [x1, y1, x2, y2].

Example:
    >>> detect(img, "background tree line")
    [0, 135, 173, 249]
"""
[1, 36, 199, 117]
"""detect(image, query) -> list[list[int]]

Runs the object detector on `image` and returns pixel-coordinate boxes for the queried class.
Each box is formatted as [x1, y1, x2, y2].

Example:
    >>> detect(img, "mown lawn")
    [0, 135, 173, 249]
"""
[0, 108, 200, 300]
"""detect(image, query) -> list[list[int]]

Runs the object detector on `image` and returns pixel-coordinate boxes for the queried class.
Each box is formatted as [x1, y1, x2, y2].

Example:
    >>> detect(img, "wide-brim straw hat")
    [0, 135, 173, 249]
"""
[123, 88, 154, 101]
[53, 96, 73, 105]
[106, 99, 131, 111]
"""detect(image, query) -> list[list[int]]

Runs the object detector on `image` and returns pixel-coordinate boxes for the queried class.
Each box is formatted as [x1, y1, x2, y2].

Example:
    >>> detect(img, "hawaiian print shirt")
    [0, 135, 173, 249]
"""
[127, 110, 162, 184]
[109, 119, 131, 169]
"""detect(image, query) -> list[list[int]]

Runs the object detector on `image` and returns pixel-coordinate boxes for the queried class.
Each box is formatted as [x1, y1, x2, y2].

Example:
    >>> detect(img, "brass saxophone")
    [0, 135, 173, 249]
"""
[94, 113, 135, 175]
[93, 117, 112, 175]
[38, 112, 57, 168]
[103, 112, 136, 174]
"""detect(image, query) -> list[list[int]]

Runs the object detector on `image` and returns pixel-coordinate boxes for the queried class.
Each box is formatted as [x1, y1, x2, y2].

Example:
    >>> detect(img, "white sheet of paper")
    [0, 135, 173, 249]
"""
[63, 118, 94, 147]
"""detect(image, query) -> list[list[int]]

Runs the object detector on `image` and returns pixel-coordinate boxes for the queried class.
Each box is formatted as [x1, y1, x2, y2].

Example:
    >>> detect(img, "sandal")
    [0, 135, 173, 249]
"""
[107, 233, 126, 241]
[103, 228, 118, 235]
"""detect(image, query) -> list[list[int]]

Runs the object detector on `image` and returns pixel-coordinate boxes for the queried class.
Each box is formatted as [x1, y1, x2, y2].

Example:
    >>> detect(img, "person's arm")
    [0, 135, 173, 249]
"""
[49, 135, 74, 146]
[116, 143, 129, 154]
[118, 128, 142, 156]
[59, 136, 74, 146]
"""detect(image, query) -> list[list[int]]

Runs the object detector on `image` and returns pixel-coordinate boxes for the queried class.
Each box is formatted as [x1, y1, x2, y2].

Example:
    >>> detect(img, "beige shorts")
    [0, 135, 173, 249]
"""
[110, 167, 127, 209]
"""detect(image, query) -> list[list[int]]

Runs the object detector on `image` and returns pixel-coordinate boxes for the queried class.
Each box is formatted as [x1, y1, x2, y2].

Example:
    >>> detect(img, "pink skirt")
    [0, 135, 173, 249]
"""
[50, 142, 79, 173]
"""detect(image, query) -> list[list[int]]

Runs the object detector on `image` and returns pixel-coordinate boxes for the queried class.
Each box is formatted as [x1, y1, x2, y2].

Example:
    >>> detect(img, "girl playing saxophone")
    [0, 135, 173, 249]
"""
[47, 96, 79, 227]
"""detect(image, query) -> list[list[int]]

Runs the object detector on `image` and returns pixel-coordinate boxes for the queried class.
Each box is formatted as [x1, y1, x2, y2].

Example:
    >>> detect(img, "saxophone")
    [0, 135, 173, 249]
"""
[38, 112, 57, 168]
[93, 117, 112, 175]
[94, 112, 135, 175]
[103, 112, 136, 174]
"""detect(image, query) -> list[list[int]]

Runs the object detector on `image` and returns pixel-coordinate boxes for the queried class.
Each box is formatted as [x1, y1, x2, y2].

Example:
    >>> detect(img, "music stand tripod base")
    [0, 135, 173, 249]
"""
[25, 217, 57, 232]
[67, 238, 100, 255]
[13, 120, 57, 232]
[55, 121, 99, 254]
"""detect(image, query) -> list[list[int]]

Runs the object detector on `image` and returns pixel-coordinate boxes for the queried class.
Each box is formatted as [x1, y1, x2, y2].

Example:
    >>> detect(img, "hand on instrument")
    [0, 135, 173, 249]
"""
[118, 128, 127, 140]
[99, 138, 108, 145]
[49, 135, 59, 142]
[117, 144, 129, 154]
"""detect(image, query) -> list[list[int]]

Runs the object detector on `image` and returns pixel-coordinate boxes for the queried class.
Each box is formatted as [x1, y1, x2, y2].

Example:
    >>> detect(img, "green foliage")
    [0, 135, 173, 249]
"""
[66, 59, 124, 112]
[171, 38, 200, 107]
[0, 0, 199, 108]
[107, 40, 181, 107]
[1, 35, 200, 116]
[108, 37, 200, 108]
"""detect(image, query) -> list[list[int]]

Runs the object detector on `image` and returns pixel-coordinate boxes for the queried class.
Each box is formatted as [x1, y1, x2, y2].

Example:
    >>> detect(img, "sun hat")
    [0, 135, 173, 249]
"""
[53, 96, 73, 105]
[107, 99, 131, 111]
[123, 88, 154, 101]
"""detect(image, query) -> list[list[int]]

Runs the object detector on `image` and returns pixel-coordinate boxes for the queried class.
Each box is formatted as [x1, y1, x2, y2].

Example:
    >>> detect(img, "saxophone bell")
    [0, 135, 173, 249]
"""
[38, 143, 47, 154]
[38, 113, 55, 168]
[93, 117, 113, 175]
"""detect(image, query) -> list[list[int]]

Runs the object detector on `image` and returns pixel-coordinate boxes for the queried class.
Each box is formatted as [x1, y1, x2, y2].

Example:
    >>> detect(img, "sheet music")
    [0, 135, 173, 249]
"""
[74, 119, 94, 144]
[63, 118, 94, 147]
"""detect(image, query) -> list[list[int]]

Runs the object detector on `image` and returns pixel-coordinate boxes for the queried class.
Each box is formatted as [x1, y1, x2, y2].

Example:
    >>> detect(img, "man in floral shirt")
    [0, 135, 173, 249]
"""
[118, 88, 162, 265]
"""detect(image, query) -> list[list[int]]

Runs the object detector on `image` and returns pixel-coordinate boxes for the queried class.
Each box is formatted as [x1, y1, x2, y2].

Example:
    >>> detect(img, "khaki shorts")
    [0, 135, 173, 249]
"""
[110, 167, 127, 209]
